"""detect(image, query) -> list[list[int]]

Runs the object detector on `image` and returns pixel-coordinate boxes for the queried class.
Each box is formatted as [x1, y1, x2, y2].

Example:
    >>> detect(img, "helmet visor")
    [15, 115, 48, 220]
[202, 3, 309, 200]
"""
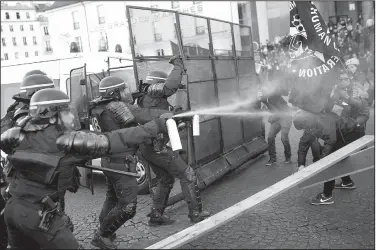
[58, 110, 81, 131]
[120, 86, 133, 104]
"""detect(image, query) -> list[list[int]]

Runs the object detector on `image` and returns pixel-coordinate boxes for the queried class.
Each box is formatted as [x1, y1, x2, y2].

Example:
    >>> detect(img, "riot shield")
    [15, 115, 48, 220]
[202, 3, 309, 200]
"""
[127, 5, 267, 205]
[68, 65, 94, 195]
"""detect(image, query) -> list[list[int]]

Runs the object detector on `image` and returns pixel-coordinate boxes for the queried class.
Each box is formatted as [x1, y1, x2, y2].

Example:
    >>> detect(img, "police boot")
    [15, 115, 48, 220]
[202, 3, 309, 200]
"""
[182, 182, 211, 223]
[148, 207, 175, 226]
[148, 182, 175, 226]
[91, 229, 116, 249]
[188, 209, 211, 223]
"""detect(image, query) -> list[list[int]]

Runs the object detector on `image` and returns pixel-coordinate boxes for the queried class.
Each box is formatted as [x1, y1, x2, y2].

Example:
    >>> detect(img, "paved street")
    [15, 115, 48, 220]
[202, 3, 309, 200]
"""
[65, 108, 375, 249]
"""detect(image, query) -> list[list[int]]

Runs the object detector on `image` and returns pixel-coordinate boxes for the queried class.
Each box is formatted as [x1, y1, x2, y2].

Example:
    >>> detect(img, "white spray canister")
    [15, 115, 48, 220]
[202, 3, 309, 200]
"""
[192, 115, 200, 136]
[166, 119, 182, 151]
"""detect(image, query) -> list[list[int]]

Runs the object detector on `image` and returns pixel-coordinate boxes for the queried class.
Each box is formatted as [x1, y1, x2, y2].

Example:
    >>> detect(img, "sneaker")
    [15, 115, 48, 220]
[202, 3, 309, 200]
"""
[334, 181, 356, 190]
[297, 165, 305, 171]
[284, 157, 292, 164]
[266, 160, 277, 166]
[311, 193, 334, 205]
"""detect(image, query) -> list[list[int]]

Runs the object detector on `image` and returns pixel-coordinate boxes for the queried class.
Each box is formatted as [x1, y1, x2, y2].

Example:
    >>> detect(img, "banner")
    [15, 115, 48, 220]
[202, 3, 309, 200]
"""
[288, 1, 342, 78]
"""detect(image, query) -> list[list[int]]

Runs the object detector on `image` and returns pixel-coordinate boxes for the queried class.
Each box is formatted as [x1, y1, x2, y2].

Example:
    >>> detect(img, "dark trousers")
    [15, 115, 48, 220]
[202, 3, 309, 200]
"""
[98, 167, 138, 225]
[268, 119, 292, 161]
[323, 128, 365, 196]
[297, 131, 321, 166]
[140, 144, 201, 214]
[4, 197, 79, 249]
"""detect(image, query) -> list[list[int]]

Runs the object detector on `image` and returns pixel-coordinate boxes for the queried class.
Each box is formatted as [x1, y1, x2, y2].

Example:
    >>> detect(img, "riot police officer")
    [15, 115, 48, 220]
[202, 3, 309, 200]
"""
[1, 70, 48, 134]
[138, 56, 211, 226]
[1, 88, 171, 249]
[89, 75, 170, 249]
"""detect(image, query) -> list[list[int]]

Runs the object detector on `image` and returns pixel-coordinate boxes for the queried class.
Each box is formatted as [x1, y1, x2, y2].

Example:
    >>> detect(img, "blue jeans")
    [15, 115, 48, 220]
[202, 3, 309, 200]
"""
[268, 117, 292, 161]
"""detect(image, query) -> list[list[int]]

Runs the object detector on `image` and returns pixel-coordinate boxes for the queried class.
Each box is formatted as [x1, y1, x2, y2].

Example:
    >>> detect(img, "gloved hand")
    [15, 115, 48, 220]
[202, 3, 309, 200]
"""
[56, 131, 110, 157]
[160, 112, 174, 119]
[154, 118, 169, 134]
[169, 56, 184, 69]
[0, 127, 25, 154]
[6, 101, 19, 113]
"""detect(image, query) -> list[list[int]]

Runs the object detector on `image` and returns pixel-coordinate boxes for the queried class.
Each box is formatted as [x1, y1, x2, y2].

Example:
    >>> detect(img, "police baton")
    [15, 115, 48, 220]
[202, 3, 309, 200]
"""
[80, 162, 141, 178]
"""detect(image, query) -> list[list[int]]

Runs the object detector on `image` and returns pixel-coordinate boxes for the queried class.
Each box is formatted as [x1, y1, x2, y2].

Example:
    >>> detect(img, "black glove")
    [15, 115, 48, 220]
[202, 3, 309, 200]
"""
[154, 117, 169, 134]
[0, 127, 25, 154]
[169, 56, 185, 69]
[7, 101, 19, 113]
[56, 131, 110, 157]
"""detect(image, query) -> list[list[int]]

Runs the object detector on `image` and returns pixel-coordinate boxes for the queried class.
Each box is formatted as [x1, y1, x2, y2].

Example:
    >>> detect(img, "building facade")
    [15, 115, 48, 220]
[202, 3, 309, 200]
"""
[40, 1, 376, 58]
[0, 1, 52, 62]
[44, 1, 242, 57]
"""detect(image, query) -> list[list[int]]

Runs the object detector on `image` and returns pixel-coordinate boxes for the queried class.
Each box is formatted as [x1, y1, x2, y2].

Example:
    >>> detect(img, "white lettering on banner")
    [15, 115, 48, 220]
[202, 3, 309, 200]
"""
[289, 1, 296, 11]
[297, 56, 340, 78]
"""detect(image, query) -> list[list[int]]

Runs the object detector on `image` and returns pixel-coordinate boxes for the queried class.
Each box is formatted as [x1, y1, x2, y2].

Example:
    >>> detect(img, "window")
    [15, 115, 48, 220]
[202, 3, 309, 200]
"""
[33, 36, 37, 45]
[15, 52, 19, 59]
[4, 53, 8, 60]
[9, 25, 13, 32]
[154, 33, 162, 42]
[74, 36, 82, 52]
[25, 52, 29, 58]
[45, 41, 52, 51]
[97, 5, 105, 24]
[26, 12, 30, 19]
[20, 25, 24, 31]
[196, 26, 205, 35]
[156, 49, 165, 56]
[151, 4, 158, 13]
[72, 11, 80, 30]
[12, 37, 16, 46]
[43, 26, 49, 35]
[30, 24, 34, 31]
[35, 51, 38, 56]
[1, 38, 6, 46]
[5, 12, 10, 19]
[171, 1, 180, 8]
[16, 12, 20, 19]
[23, 37, 27, 45]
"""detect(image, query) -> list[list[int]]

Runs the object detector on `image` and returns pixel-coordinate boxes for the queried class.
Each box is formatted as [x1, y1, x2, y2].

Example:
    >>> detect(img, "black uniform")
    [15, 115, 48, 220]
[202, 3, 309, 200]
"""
[1, 115, 167, 249]
[139, 61, 209, 223]
[90, 100, 167, 238]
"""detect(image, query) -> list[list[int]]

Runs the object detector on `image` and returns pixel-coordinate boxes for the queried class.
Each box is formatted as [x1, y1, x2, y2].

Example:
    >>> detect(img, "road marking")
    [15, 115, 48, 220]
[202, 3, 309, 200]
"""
[145, 135, 375, 249]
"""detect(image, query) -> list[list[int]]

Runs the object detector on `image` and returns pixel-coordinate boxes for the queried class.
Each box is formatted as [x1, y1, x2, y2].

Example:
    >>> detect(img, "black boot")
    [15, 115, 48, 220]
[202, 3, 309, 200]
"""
[189, 209, 211, 223]
[148, 208, 175, 226]
[91, 230, 116, 249]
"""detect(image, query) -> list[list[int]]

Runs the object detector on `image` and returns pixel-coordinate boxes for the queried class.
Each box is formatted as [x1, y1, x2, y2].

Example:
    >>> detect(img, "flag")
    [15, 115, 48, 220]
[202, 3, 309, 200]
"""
[288, 1, 342, 79]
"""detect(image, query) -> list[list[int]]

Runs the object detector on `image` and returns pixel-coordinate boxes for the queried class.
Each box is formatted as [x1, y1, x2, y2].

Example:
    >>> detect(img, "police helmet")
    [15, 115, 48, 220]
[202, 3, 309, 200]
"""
[19, 74, 55, 99]
[99, 76, 131, 99]
[145, 71, 168, 85]
[23, 69, 47, 79]
[29, 88, 70, 119]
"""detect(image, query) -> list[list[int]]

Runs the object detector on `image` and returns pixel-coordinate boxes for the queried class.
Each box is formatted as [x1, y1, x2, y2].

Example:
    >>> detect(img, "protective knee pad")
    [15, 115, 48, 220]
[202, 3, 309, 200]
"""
[184, 165, 197, 183]
[120, 202, 137, 219]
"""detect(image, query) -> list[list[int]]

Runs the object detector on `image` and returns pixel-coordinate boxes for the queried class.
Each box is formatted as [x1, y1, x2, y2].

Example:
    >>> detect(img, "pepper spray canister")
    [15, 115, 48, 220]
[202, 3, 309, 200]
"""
[192, 115, 200, 136]
[166, 119, 182, 151]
